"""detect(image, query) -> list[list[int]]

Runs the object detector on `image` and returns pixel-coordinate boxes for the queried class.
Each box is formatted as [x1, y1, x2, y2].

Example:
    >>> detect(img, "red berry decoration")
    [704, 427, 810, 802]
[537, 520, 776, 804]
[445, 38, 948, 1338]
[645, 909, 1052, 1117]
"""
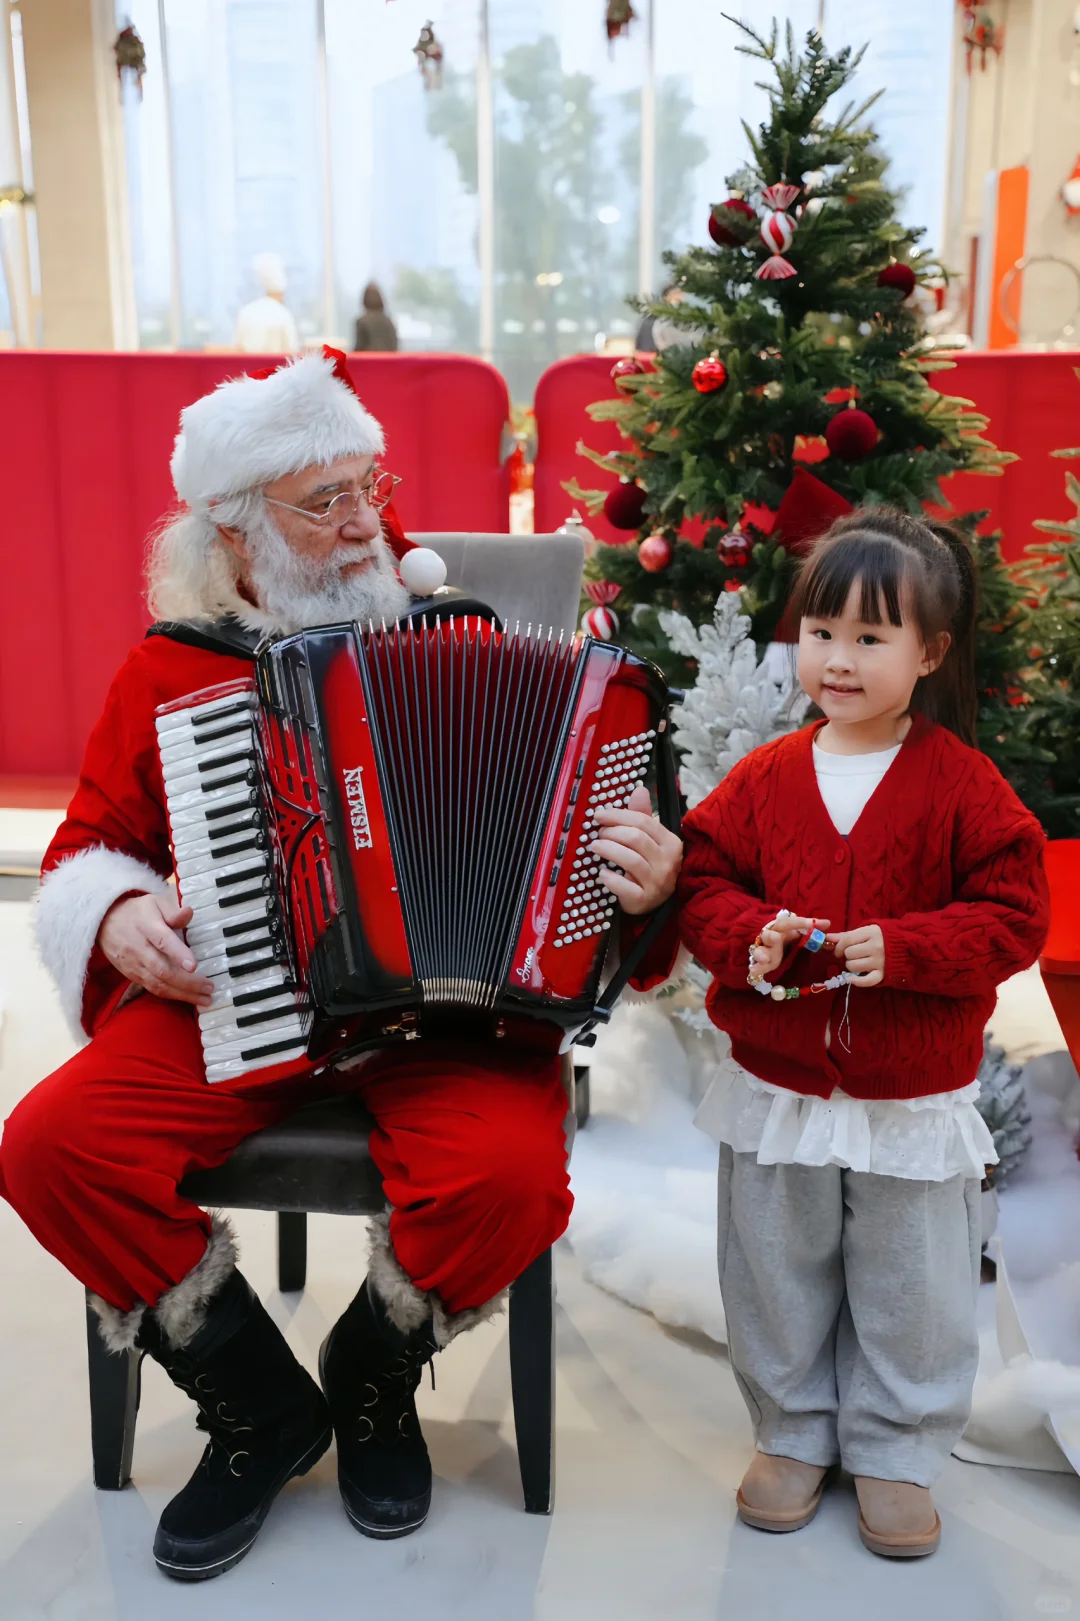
[581, 605, 619, 641]
[692, 353, 728, 394]
[825, 406, 879, 461]
[708, 196, 756, 246]
[603, 479, 647, 531]
[717, 531, 751, 568]
[638, 534, 674, 572]
[876, 262, 916, 299]
[610, 356, 644, 385]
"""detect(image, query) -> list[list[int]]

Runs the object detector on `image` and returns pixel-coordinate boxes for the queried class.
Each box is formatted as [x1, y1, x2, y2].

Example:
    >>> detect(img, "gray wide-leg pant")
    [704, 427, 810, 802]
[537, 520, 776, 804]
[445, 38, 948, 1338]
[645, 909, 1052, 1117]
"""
[716, 1145, 982, 1487]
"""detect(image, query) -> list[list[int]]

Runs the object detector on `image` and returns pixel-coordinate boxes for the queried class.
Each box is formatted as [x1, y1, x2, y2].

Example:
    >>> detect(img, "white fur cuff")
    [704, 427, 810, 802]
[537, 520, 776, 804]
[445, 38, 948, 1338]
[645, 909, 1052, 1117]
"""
[34, 846, 170, 1041]
[367, 1210, 507, 1349]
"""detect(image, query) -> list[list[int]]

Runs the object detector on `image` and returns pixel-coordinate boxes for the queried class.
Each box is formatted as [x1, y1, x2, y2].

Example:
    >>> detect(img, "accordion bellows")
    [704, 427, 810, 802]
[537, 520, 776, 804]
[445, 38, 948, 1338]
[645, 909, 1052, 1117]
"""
[157, 619, 673, 1084]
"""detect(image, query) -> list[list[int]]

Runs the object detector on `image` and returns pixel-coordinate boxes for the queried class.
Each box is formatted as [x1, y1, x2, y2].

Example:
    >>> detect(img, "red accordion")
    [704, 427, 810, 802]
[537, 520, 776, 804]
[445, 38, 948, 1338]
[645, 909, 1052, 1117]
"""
[156, 617, 676, 1085]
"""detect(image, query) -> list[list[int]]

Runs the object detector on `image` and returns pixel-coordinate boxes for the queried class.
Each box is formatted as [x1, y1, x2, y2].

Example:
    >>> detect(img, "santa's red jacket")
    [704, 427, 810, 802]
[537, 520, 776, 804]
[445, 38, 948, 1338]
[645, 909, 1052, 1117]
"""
[677, 715, 1050, 1102]
[38, 631, 677, 1044]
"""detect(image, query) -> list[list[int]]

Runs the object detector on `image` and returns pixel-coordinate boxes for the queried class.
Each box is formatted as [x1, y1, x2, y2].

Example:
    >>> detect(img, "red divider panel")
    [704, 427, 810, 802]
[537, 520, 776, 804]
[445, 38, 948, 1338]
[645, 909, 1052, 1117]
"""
[533, 350, 1080, 557]
[0, 352, 510, 777]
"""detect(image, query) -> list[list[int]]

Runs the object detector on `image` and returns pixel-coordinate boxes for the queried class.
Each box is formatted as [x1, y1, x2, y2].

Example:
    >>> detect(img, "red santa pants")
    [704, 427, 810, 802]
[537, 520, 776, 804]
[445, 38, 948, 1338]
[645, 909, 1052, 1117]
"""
[0, 995, 573, 1315]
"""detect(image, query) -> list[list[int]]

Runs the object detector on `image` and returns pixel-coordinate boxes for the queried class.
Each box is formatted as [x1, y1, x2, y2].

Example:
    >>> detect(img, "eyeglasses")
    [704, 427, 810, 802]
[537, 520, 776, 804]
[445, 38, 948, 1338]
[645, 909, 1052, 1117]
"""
[265, 469, 402, 526]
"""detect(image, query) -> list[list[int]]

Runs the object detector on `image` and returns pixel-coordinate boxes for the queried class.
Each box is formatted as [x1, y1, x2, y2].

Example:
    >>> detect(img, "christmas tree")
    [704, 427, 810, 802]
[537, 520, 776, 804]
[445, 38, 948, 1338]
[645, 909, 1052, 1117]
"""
[565, 19, 1012, 680]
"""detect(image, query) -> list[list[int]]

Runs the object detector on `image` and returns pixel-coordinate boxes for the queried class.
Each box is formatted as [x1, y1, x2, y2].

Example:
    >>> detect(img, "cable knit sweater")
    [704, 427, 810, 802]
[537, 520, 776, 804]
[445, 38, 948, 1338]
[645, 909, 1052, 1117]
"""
[678, 715, 1050, 1101]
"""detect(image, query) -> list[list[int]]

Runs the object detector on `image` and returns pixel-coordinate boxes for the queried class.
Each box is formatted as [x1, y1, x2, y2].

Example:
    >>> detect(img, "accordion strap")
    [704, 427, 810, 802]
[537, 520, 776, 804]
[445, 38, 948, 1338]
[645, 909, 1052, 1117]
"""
[146, 617, 262, 659]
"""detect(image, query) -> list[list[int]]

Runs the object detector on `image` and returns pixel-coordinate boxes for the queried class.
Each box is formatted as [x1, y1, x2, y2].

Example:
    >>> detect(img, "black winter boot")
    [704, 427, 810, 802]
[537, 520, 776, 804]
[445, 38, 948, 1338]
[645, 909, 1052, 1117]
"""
[142, 1269, 332, 1581]
[319, 1275, 438, 1538]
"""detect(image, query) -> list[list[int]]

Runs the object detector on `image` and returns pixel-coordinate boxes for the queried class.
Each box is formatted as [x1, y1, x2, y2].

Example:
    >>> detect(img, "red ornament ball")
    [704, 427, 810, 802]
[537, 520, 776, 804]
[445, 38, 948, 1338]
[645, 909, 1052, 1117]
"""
[692, 354, 728, 394]
[717, 531, 751, 569]
[876, 262, 916, 299]
[581, 605, 619, 641]
[603, 479, 647, 531]
[610, 356, 644, 384]
[708, 196, 756, 246]
[638, 534, 674, 573]
[825, 406, 878, 461]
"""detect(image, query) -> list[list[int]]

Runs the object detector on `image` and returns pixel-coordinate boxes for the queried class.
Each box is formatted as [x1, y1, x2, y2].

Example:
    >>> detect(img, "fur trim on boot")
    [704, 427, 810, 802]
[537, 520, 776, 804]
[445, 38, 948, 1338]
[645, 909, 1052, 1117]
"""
[87, 1293, 146, 1355]
[86, 1214, 238, 1356]
[154, 1215, 239, 1349]
[366, 1210, 507, 1350]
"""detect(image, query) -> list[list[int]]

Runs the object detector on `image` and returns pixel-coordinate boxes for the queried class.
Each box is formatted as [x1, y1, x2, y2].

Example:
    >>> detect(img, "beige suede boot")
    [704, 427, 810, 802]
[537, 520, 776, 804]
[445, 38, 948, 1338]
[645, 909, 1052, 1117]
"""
[736, 1454, 830, 1532]
[855, 1476, 941, 1558]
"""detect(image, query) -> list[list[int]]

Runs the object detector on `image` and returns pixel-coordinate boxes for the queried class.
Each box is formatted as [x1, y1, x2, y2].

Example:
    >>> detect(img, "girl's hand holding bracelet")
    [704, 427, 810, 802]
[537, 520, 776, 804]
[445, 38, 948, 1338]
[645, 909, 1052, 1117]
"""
[826, 923, 886, 987]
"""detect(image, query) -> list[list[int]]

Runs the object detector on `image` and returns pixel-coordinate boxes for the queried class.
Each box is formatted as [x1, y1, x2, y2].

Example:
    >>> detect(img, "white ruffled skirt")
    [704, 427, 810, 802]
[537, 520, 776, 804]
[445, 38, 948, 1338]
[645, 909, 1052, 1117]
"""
[693, 1058, 997, 1183]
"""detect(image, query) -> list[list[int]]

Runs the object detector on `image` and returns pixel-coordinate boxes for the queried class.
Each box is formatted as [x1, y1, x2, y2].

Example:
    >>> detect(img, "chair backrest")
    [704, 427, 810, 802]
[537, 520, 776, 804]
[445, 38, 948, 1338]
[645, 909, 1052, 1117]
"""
[410, 533, 585, 637]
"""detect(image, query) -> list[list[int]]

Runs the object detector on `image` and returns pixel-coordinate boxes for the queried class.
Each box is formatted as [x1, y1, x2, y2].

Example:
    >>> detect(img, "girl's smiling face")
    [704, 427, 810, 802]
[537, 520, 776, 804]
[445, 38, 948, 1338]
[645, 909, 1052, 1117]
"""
[798, 581, 948, 729]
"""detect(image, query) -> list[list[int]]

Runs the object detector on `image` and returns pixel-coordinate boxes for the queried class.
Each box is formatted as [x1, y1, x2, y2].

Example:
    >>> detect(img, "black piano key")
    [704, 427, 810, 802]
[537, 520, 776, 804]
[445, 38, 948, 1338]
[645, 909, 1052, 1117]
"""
[206, 792, 258, 820]
[213, 834, 266, 861]
[219, 882, 272, 909]
[222, 905, 273, 936]
[225, 936, 273, 959]
[236, 1006, 299, 1029]
[198, 750, 254, 777]
[191, 700, 254, 729]
[215, 864, 266, 892]
[227, 955, 280, 979]
[233, 981, 297, 1007]
[239, 1034, 308, 1062]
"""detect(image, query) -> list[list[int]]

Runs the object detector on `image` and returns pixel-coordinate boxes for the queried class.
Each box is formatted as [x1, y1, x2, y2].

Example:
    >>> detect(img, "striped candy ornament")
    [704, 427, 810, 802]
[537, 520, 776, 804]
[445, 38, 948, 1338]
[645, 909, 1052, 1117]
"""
[584, 580, 622, 607]
[581, 605, 619, 641]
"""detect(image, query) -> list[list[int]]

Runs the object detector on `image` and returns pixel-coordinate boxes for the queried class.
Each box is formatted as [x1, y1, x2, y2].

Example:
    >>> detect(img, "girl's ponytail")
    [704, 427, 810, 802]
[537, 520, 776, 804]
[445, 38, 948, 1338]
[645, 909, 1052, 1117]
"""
[918, 523, 978, 748]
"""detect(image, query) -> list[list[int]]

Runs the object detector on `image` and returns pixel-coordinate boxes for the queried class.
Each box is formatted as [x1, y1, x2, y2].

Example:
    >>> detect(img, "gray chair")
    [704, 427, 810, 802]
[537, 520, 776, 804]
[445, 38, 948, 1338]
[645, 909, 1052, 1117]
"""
[85, 531, 588, 1516]
[412, 532, 585, 636]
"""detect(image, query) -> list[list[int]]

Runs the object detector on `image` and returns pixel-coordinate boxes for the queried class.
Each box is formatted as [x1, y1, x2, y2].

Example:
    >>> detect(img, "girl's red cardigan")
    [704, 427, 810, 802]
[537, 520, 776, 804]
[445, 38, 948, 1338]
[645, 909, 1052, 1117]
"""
[677, 715, 1050, 1102]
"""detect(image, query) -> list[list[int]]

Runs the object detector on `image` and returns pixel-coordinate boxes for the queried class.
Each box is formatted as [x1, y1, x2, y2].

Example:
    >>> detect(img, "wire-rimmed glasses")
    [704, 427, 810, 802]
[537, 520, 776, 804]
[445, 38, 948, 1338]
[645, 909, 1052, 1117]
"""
[265, 468, 402, 526]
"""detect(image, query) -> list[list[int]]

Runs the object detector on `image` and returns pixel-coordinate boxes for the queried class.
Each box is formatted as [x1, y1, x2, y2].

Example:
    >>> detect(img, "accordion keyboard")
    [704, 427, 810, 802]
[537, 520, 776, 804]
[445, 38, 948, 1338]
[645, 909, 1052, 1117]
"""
[156, 685, 311, 1084]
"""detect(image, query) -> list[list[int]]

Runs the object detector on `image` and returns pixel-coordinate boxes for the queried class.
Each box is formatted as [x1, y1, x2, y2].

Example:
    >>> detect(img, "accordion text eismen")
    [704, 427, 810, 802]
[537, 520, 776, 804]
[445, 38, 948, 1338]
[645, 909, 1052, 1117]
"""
[156, 618, 675, 1084]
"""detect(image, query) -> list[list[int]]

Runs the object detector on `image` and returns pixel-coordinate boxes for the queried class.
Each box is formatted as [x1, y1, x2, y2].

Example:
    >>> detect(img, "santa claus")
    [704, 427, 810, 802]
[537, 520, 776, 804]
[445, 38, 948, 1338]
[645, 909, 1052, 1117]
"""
[0, 350, 681, 1582]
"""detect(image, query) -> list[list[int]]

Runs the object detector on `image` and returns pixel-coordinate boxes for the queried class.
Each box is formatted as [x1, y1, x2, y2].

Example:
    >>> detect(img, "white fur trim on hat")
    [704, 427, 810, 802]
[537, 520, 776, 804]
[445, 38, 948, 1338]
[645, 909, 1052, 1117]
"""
[171, 350, 385, 511]
[34, 846, 169, 1041]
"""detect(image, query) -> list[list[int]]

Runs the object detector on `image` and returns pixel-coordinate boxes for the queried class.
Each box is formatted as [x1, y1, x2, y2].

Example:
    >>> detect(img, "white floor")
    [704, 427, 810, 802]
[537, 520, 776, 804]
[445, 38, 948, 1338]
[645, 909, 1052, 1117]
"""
[4, 889, 1080, 1618]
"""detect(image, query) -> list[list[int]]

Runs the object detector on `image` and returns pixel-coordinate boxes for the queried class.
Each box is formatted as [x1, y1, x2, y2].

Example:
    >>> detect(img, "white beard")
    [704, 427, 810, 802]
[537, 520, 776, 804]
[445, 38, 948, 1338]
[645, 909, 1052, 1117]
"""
[242, 510, 410, 633]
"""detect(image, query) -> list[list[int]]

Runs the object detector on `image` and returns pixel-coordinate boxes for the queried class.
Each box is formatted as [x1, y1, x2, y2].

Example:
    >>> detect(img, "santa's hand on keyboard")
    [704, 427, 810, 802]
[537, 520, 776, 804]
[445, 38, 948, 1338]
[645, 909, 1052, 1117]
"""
[589, 785, 682, 916]
[98, 894, 216, 1008]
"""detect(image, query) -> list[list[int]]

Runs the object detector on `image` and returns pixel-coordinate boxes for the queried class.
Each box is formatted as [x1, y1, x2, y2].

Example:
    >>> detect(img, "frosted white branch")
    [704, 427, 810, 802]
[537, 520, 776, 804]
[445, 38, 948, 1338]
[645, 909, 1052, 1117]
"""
[659, 592, 809, 808]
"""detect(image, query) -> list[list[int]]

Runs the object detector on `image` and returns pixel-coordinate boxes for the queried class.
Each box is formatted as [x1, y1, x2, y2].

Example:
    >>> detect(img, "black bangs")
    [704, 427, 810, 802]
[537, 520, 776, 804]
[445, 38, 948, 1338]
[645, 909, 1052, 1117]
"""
[799, 533, 911, 627]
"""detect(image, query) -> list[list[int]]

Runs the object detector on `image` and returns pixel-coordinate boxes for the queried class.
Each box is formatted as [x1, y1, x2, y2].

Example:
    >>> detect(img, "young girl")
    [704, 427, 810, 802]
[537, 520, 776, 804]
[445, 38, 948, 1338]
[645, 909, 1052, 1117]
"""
[678, 509, 1049, 1559]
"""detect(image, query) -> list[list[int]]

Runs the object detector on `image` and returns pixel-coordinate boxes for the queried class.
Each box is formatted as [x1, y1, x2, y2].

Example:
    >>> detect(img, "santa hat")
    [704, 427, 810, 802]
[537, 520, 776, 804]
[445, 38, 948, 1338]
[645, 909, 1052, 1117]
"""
[171, 346, 386, 517]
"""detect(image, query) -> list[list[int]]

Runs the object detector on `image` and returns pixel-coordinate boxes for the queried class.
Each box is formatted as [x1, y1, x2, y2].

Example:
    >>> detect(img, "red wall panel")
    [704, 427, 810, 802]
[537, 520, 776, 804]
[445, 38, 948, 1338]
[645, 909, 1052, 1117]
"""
[0, 352, 510, 776]
[534, 350, 1080, 558]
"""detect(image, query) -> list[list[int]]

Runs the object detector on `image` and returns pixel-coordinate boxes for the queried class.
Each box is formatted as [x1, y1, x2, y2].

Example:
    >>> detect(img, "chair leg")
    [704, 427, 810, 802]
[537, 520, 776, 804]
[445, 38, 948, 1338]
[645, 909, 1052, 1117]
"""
[573, 1064, 591, 1129]
[277, 1210, 308, 1293]
[508, 1245, 555, 1514]
[86, 1297, 141, 1491]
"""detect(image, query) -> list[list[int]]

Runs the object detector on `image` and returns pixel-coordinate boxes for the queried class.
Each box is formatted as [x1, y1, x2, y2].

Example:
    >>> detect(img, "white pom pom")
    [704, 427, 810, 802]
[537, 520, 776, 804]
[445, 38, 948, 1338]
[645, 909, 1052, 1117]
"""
[398, 546, 448, 597]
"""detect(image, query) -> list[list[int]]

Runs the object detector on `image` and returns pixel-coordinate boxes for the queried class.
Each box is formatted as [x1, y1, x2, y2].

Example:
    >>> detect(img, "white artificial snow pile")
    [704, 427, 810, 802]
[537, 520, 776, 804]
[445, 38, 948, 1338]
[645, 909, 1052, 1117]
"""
[568, 1002, 728, 1344]
[566, 992, 1080, 1471]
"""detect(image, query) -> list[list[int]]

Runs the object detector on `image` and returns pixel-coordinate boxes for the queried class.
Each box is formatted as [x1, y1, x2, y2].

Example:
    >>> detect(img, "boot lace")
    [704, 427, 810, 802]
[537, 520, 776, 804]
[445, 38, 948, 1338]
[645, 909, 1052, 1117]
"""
[356, 1343, 434, 1447]
[166, 1354, 254, 1478]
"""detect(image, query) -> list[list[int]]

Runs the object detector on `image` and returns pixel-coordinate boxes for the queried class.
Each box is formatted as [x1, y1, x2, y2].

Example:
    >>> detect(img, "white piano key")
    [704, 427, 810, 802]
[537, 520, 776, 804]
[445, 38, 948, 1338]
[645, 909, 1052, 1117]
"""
[159, 728, 254, 771]
[205, 1048, 305, 1085]
[174, 847, 268, 885]
[186, 916, 272, 953]
[157, 709, 256, 746]
[162, 757, 257, 797]
[176, 891, 275, 930]
[199, 996, 298, 1034]
[204, 966, 290, 1003]
[156, 691, 256, 735]
[198, 1011, 305, 1051]
[168, 789, 258, 826]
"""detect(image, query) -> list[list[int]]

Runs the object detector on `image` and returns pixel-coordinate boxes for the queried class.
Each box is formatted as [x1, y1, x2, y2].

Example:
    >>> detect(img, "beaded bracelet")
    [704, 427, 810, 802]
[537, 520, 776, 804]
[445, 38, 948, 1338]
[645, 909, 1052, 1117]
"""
[747, 909, 852, 1001]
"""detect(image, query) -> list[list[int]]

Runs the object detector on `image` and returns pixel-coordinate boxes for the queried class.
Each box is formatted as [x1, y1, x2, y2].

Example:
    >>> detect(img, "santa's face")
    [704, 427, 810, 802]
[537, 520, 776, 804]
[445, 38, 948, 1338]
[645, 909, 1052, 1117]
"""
[263, 454, 384, 575]
[218, 453, 409, 632]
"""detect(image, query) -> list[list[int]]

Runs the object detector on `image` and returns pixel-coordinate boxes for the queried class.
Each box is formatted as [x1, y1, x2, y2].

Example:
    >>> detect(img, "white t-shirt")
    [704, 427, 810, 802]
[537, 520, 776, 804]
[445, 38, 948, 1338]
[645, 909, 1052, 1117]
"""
[812, 740, 902, 836]
[692, 734, 997, 1180]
